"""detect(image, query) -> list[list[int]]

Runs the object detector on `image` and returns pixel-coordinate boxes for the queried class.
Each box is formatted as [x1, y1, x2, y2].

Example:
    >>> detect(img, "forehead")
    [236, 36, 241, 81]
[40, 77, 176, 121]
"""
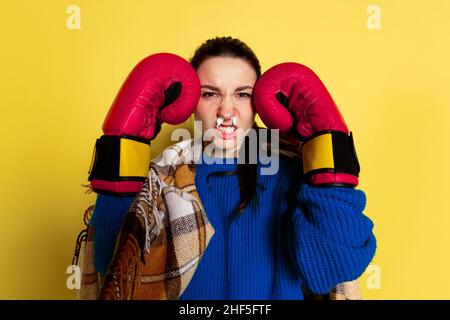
[196, 56, 257, 88]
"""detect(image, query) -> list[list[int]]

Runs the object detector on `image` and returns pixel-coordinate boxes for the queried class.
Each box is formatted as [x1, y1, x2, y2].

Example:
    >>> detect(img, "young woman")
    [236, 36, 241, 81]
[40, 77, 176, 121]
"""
[77, 36, 376, 300]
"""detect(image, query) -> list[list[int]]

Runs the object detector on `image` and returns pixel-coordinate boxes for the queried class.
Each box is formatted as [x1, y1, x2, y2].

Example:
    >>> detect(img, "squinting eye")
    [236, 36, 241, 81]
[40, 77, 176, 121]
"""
[237, 93, 252, 98]
[201, 92, 218, 98]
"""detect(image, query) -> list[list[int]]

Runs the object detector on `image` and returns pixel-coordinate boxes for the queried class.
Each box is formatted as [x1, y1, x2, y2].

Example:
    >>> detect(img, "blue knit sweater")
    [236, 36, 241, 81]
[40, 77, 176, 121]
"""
[178, 153, 376, 300]
[90, 152, 376, 300]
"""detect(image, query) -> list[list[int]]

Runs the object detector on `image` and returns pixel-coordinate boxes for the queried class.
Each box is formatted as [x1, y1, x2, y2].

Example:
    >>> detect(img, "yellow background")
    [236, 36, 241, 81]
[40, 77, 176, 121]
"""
[1, 0, 449, 299]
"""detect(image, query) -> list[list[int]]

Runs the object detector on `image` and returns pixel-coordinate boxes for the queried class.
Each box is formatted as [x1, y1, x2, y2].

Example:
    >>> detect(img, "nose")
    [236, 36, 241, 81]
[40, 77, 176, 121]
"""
[218, 96, 235, 120]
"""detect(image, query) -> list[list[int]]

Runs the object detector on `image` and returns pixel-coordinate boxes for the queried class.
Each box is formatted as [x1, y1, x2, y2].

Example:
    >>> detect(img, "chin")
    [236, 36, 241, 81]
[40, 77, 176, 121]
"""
[212, 138, 237, 154]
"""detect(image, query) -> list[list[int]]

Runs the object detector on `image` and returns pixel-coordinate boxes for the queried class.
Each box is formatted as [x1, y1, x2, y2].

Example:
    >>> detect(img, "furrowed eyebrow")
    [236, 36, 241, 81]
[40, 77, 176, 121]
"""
[234, 85, 253, 92]
[200, 85, 253, 92]
[201, 85, 221, 92]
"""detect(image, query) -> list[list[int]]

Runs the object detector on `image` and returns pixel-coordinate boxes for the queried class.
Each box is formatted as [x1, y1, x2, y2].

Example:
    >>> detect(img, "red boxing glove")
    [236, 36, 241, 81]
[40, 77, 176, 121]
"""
[253, 62, 360, 187]
[88, 53, 200, 195]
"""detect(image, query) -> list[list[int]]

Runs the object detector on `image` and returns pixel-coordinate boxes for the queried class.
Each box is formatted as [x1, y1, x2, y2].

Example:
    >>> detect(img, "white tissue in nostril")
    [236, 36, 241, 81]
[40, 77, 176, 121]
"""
[216, 117, 224, 128]
[231, 116, 237, 127]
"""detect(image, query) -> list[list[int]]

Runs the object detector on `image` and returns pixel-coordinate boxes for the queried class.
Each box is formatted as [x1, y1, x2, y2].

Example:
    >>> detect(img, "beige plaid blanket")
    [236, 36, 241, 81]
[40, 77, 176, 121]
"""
[73, 138, 361, 300]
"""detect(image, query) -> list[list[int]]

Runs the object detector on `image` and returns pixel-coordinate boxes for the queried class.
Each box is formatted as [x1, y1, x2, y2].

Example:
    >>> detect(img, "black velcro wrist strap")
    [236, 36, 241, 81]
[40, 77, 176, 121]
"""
[88, 135, 151, 182]
[302, 130, 360, 177]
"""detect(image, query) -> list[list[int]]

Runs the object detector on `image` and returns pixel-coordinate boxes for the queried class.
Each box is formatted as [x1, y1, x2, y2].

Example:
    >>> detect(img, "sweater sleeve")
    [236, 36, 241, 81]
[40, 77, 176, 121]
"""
[89, 194, 135, 275]
[287, 183, 377, 295]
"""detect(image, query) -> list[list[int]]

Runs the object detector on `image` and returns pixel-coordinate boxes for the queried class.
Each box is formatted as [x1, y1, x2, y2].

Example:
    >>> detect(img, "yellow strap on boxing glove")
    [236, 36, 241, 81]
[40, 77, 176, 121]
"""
[302, 130, 360, 177]
[88, 135, 151, 182]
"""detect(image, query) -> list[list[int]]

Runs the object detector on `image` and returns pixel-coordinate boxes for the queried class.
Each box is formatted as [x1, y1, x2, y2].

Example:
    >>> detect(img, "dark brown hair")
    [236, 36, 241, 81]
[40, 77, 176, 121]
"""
[189, 36, 264, 223]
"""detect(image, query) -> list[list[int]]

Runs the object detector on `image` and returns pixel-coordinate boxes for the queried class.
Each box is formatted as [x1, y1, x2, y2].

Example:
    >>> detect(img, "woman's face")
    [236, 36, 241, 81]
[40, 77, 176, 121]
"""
[194, 56, 257, 156]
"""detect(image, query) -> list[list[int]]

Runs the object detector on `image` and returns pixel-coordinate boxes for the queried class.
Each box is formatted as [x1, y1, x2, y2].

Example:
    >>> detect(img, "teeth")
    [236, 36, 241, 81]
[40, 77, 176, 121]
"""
[218, 126, 236, 134]
[216, 116, 237, 135]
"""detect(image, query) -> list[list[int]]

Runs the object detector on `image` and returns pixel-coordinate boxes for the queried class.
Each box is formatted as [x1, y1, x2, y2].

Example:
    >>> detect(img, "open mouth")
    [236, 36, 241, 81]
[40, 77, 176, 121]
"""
[216, 117, 237, 140]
